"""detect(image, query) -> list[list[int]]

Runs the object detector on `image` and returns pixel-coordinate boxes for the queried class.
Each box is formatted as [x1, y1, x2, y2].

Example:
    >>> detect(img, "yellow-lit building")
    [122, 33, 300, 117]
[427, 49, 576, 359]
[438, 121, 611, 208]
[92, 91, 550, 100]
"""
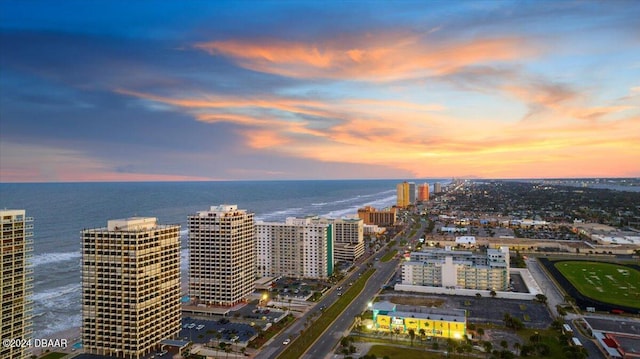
[396, 181, 415, 208]
[372, 301, 466, 340]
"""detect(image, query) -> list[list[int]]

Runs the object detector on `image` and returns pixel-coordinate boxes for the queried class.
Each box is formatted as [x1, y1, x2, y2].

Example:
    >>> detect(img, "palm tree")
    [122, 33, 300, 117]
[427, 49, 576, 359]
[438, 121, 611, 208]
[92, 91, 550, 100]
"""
[476, 327, 484, 338]
[490, 290, 497, 298]
[513, 342, 521, 356]
[419, 328, 426, 343]
[408, 329, 416, 346]
[482, 341, 493, 359]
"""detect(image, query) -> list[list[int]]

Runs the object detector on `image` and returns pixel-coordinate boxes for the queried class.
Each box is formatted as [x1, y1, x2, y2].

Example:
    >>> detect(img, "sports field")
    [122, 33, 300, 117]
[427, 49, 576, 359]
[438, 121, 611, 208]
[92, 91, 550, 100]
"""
[554, 261, 640, 309]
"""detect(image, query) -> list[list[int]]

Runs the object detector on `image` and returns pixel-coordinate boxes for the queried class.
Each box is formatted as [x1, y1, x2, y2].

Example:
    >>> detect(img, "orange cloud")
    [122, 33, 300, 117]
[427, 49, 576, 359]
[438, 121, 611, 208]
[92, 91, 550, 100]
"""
[194, 33, 533, 81]
[115, 86, 639, 179]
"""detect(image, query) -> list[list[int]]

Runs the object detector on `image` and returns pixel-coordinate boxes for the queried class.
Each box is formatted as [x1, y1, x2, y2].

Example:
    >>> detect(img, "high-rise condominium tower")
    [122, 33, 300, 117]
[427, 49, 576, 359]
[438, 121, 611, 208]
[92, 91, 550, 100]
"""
[408, 182, 416, 205]
[81, 217, 181, 359]
[418, 183, 430, 202]
[396, 181, 415, 208]
[188, 205, 256, 306]
[257, 217, 333, 279]
[1, 210, 33, 359]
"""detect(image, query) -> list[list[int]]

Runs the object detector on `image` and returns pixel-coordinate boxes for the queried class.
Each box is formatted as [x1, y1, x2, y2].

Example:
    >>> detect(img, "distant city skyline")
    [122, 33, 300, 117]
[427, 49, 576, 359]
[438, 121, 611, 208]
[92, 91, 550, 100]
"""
[1, 1, 639, 182]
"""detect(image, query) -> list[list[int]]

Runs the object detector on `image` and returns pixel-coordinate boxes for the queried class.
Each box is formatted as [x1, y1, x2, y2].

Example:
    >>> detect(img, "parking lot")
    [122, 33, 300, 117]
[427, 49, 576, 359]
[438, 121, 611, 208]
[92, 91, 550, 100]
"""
[180, 317, 257, 344]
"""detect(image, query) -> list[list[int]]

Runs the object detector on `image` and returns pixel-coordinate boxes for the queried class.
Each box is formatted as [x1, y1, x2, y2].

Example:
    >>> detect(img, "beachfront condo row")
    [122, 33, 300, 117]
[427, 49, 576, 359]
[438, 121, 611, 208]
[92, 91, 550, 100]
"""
[81, 217, 181, 359]
[1, 209, 33, 359]
[402, 247, 510, 291]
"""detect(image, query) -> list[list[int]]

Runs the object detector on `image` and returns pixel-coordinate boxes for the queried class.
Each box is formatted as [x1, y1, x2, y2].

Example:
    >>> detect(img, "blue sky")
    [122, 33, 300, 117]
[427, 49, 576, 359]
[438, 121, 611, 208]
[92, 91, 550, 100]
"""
[1, 0, 639, 182]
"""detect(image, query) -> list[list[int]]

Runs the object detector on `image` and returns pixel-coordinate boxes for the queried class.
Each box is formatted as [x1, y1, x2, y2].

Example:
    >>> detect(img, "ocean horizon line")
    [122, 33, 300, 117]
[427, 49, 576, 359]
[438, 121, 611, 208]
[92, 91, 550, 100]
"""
[1, 176, 638, 185]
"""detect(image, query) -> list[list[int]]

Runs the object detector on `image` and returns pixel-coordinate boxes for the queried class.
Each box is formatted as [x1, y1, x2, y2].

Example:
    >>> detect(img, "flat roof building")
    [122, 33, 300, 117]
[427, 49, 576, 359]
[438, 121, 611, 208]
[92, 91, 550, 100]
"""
[357, 206, 397, 227]
[309, 217, 364, 263]
[402, 247, 510, 291]
[189, 205, 256, 306]
[257, 217, 333, 279]
[1, 210, 33, 359]
[81, 217, 181, 359]
[372, 301, 467, 340]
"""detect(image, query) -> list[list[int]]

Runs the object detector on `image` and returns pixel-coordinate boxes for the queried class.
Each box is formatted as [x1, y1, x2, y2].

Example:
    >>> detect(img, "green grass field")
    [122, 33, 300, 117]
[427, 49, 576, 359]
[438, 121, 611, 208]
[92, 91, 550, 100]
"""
[554, 261, 640, 309]
[366, 344, 440, 359]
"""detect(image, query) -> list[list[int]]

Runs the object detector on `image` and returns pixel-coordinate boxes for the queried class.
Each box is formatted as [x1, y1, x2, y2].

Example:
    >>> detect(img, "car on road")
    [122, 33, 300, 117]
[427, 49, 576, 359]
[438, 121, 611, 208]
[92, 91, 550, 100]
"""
[196, 324, 205, 330]
[283, 338, 291, 345]
[187, 323, 196, 329]
[337, 292, 342, 296]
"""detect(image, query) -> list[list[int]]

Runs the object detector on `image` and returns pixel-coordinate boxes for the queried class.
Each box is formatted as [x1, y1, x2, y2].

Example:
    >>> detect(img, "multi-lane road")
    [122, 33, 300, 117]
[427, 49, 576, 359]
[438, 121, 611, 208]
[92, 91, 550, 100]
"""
[255, 212, 422, 359]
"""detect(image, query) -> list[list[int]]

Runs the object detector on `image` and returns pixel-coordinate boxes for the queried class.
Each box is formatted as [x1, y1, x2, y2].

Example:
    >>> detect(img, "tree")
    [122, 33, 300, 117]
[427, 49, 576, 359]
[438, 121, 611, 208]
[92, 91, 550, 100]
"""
[500, 340, 508, 349]
[482, 341, 493, 358]
[476, 292, 482, 299]
[513, 342, 521, 356]
[408, 328, 416, 346]
[419, 328, 426, 342]
[490, 290, 497, 298]
[477, 327, 485, 338]
[535, 294, 548, 304]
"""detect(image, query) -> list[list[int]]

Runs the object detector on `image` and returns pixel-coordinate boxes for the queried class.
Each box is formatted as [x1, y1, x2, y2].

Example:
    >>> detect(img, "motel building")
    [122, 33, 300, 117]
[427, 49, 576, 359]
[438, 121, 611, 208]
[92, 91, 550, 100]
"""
[371, 301, 467, 340]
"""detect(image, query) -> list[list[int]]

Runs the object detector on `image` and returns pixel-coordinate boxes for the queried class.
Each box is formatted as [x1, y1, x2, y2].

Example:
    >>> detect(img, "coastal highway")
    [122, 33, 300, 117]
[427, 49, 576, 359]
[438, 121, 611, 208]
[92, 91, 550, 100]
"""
[254, 253, 401, 359]
[302, 256, 401, 359]
[256, 212, 415, 359]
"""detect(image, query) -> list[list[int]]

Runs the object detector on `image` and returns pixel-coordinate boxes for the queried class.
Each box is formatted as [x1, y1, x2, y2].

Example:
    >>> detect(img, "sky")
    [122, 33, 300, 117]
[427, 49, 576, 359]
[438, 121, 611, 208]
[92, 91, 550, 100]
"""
[1, 1, 639, 182]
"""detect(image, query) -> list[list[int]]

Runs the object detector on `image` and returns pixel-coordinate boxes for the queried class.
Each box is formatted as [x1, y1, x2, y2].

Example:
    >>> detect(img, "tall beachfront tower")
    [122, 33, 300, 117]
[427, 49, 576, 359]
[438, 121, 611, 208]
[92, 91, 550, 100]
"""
[81, 217, 181, 359]
[188, 205, 256, 306]
[256, 217, 332, 279]
[1, 210, 33, 359]
[434, 182, 443, 193]
[408, 182, 416, 205]
[396, 181, 415, 208]
[418, 183, 430, 202]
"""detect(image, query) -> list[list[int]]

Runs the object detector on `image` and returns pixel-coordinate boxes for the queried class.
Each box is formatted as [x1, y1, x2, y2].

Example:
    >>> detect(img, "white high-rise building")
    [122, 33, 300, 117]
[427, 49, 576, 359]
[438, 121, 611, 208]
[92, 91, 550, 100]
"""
[257, 217, 333, 279]
[188, 205, 256, 306]
[81, 217, 181, 359]
[1, 210, 33, 359]
[310, 217, 364, 263]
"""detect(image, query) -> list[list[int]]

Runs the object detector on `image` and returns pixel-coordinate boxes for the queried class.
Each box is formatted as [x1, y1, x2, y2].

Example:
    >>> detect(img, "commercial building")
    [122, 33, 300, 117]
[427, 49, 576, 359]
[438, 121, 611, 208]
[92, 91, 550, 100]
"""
[434, 182, 443, 193]
[357, 206, 397, 227]
[188, 205, 256, 306]
[1, 210, 33, 359]
[257, 217, 333, 279]
[81, 217, 181, 359]
[402, 247, 510, 291]
[418, 183, 430, 202]
[309, 217, 364, 263]
[372, 301, 466, 340]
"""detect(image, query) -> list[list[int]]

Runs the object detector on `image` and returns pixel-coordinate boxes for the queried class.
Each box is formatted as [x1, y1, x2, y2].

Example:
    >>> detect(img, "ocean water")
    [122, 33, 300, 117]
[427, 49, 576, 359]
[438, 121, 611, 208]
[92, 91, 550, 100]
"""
[0, 179, 425, 338]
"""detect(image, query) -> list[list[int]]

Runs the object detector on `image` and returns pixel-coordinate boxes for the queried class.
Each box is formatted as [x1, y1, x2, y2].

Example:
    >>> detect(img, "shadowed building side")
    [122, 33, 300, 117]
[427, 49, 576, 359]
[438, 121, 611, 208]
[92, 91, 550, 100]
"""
[81, 217, 181, 359]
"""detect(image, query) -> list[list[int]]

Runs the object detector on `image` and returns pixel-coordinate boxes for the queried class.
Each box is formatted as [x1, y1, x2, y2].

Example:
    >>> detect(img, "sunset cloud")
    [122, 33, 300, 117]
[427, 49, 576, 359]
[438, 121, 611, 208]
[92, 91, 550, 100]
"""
[1, 1, 639, 181]
[195, 33, 533, 81]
